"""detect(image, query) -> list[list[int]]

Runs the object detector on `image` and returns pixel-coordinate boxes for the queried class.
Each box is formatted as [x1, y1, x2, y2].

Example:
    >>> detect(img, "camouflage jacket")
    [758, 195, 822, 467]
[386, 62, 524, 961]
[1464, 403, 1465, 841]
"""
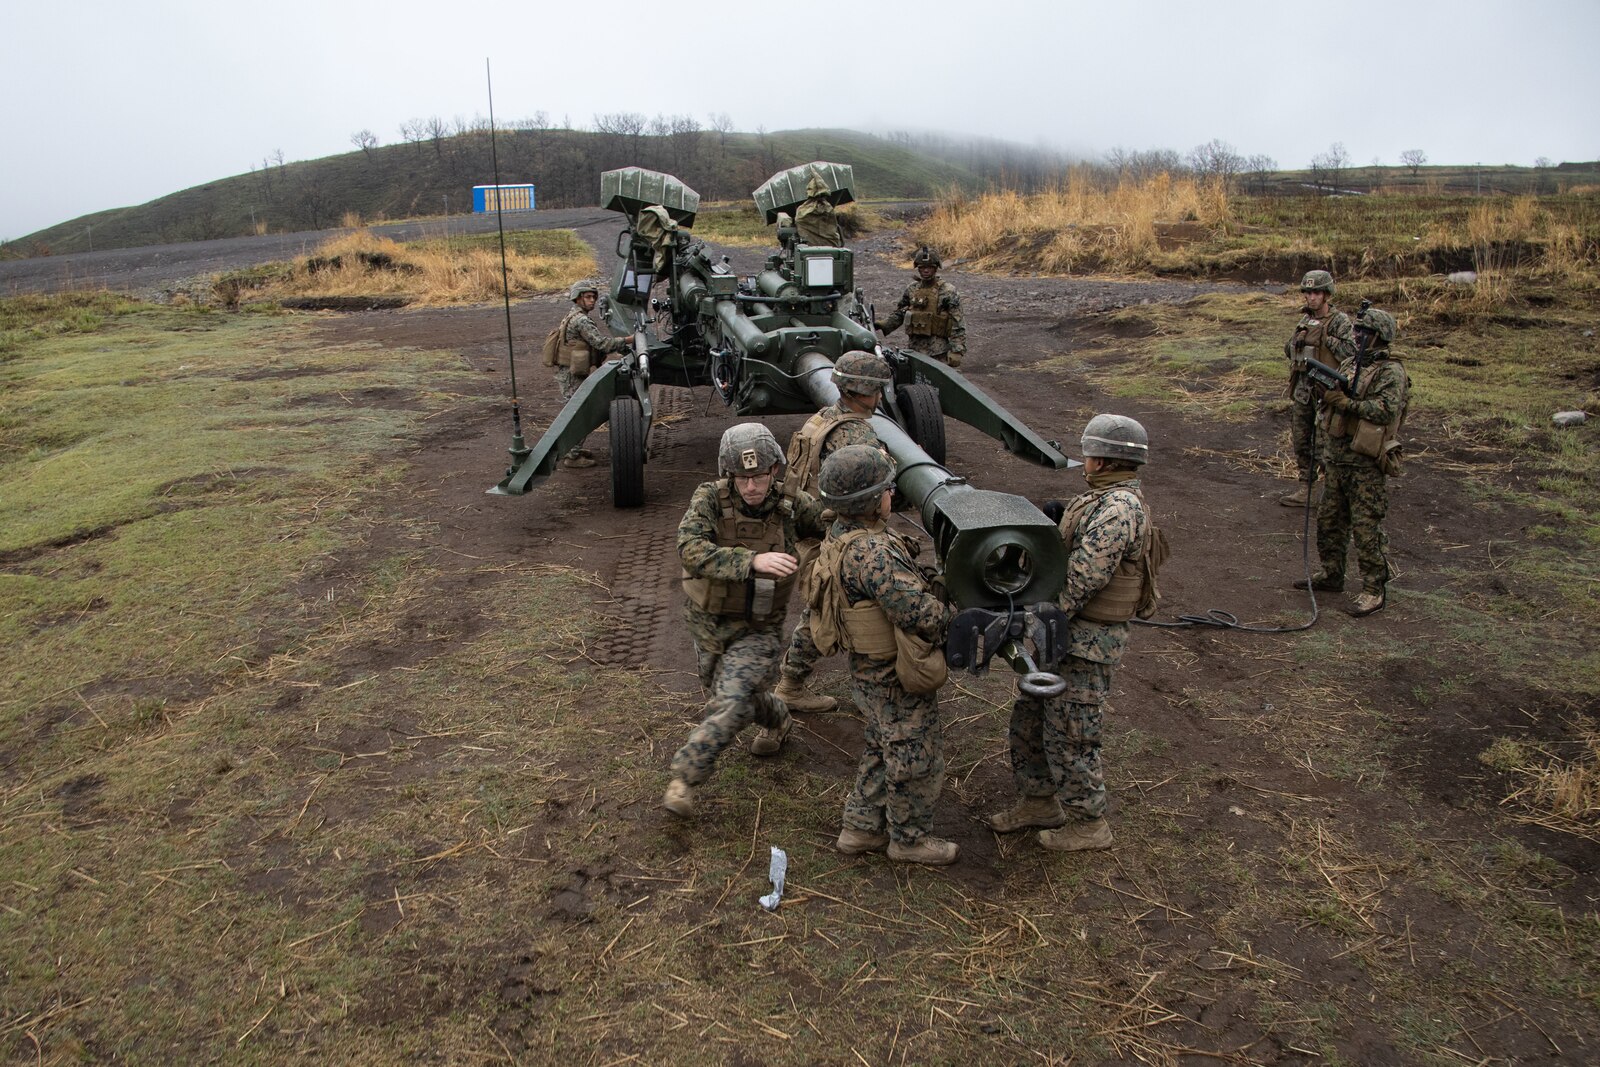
[678, 480, 829, 583]
[562, 307, 629, 357]
[879, 278, 965, 353]
[1322, 350, 1408, 467]
[788, 404, 882, 497]
[832, 516, 952, 687]
[1059, 478, 1149, 666]
[1284, 308, 1356, 377]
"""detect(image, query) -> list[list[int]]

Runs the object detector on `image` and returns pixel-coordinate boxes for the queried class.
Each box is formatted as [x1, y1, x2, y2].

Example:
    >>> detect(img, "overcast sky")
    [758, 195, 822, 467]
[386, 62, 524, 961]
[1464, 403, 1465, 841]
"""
[4, 0, 1597, 242]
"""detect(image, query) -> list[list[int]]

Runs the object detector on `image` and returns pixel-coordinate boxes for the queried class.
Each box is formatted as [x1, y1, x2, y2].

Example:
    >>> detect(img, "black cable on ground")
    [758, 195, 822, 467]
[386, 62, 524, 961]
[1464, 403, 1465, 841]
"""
[1136, 415, 1323, 633]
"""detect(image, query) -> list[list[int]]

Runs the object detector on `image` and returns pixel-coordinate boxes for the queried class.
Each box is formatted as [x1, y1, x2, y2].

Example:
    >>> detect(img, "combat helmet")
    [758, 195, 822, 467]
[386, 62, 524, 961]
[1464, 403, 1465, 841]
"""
[1354, 307, 1397, 346]
[718, 423, 785, 477]
[818, 444, 895, 514]
[1080, 414, 1150, 466]
[1299, 270, 1335, 295]
[569, 279, 601, 301]
[913, 247, 942, 270]
[833, 352, 892, 397]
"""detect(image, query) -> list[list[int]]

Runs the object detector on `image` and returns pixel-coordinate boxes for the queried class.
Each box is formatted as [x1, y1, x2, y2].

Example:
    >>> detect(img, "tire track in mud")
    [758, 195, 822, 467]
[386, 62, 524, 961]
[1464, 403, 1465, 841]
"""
[585, 385, 700, 670]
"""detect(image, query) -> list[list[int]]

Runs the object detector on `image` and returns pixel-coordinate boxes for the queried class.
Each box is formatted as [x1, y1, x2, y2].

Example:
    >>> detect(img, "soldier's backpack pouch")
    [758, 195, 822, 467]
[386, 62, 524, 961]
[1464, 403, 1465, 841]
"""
[894, 629, 949, 695]
[541, 324, 563, 367]
[1350, 417, 1385, 459]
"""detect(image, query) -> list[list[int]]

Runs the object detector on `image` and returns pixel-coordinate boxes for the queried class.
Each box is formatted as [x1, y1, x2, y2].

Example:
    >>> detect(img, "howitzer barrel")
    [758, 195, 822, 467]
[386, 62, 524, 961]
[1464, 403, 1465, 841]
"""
[868, 415, 1067, 609]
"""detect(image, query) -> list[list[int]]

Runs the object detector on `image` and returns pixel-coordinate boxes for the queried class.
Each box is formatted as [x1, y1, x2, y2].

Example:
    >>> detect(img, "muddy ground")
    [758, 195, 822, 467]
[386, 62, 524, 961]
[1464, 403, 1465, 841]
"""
[9, 222, 1595, 1061]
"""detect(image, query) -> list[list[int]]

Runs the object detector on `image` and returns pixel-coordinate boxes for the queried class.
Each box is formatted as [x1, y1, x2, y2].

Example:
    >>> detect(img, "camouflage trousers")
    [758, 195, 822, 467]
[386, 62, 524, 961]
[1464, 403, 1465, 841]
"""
[842, 665, 945, 845]
[669, 619, 789, 787]
[1317, 460, 1390, 596]
[906, 336, 962, 368]
[1288, 390, 1318, 475]
[1007, 656, 1111, 821]
[778, 607, 822, 684]
[556, 366, 600, 401]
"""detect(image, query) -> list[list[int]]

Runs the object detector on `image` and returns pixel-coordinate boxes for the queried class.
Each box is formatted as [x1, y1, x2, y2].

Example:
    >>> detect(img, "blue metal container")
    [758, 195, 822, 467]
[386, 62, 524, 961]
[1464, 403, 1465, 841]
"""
[472, 184, 536, 213]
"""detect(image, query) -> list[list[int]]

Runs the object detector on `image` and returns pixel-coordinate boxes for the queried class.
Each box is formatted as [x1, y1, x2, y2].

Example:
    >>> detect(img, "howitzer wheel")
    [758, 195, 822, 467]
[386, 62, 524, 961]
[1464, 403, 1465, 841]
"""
[609, 395, 646, 508]
[896, 383, 946, 465]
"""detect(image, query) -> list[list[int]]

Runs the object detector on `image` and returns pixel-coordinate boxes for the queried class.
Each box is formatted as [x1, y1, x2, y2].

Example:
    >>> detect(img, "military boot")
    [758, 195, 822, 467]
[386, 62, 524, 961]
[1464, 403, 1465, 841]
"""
[1038, 818, 1113, 852]
[1279, 478, 1319, 507]
[773, 677, 838, 714]
[1350, 590, 1386, 617]
[749, 716, 792, 757]
[662, 778, 693, 817]
[886, 836, 960, 865]
[1293, 570, 1344, 592]
[987, 795, 1067, 833]
[835, 827, 890, 855]
[561, 449, 596, 470]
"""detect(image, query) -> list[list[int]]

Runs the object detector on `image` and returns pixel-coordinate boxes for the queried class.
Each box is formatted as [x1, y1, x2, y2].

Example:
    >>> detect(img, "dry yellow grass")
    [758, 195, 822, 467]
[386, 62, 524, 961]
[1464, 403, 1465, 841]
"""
[919, 169, 1231, 273]
[261, 229, 594, 306]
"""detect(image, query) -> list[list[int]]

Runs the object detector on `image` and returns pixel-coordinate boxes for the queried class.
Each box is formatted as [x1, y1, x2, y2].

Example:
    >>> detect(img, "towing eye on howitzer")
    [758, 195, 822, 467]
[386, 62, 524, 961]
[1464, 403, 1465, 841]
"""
[945, 604, 1072, 698]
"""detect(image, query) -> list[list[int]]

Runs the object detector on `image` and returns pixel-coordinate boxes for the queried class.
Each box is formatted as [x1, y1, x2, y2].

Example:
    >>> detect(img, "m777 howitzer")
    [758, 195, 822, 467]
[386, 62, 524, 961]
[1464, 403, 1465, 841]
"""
[488, 162, 1070, 507]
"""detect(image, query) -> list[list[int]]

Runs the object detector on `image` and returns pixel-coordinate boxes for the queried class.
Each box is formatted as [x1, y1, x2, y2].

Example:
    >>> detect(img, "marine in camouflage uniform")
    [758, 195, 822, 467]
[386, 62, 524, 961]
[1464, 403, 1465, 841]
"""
[1281, 270, 1357, 506]
[989, 415, 1152, 852]
[554, 280, 630, 467]
[875, 248, 966, 367]
[1302, 307, 1409, 617]
[663, 425, 830, 816]
[774, 352, 893, 714]
[811, 445, 957, 865]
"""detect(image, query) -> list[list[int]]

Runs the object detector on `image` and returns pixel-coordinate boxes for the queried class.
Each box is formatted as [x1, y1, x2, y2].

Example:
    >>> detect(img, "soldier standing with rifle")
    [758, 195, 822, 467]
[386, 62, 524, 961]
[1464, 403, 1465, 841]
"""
[552, 280, 630, 469]
[773, 352, 895, 714]
[663, 424, 830, 817]
[876, 248, 967, 368]
[1281, 271, 1357, 506]
[809, 445, 958, 865]
[988, 415, 1156, 853]
[1297, 307, 1409, 617]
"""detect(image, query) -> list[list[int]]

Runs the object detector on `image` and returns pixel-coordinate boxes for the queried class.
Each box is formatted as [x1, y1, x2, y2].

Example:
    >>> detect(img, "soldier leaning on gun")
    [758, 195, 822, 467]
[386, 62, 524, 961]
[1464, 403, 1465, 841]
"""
[662, 424, 830, 817]
[1281, 270, 1357, 506]
[773, 352, 894, 714]
[554, 280, 630, 469]
[1295, 307, 1409, 617]
[988, 415, 1155, 853]
[809, 445, 958, 865]
[875, 247, 966, 368]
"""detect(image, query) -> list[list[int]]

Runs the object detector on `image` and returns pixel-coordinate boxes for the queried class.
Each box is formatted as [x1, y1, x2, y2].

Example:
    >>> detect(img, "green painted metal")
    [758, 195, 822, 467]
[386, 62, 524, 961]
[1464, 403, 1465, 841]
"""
[752, 161, 855, 223]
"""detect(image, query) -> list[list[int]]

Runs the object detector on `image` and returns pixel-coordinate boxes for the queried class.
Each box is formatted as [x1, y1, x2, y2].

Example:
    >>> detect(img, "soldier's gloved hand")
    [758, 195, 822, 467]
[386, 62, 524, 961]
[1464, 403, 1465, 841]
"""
[1324, 390, 1351, 410]
[929, 574, 948, 604]
[873, 320, 887, 333]
[947, 352, 963, 368]
[1042, 500, 1066, 525]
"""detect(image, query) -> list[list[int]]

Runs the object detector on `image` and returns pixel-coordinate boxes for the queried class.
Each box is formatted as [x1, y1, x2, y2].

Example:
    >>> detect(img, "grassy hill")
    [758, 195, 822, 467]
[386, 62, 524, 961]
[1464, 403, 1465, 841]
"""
[10, 128, 989, 257]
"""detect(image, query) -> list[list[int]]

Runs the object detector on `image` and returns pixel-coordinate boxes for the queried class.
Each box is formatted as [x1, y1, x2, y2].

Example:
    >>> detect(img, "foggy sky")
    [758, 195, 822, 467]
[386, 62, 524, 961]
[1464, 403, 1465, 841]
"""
[3, 0, 1597, 242]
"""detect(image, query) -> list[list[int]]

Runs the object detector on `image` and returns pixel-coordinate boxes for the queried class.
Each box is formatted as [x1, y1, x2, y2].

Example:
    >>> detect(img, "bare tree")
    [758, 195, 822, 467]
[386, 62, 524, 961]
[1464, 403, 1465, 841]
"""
[1309, 142, 1350, 194]
[1534, 156, 1553, 169]
[1244, 153, 1277, 195]
[350, 129, 378, 158]
[1399, 148, 1427, 177]
[425, 116, 448, 155]
[1188, 139, 1245, 189]
[708, 112, 734, 149]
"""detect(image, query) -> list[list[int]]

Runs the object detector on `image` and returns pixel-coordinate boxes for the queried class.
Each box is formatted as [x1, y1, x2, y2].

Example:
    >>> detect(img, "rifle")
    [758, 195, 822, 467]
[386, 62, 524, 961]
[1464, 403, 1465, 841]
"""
[1307, 299, 1375, 400]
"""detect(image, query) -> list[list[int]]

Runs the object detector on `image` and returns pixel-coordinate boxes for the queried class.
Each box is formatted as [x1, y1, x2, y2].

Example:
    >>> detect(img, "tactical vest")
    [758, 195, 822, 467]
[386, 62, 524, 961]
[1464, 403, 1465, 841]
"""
[785, 408, 867, 497]
[1290, 314, 1337, 373]
[560, 309, 599, 378]
[1325, 355, 1409, 461]
[681, 480, 800, 623]
[905, 282, 953, 338]
[1055, 483, 1166, 625]
[809, 527, 898, 656]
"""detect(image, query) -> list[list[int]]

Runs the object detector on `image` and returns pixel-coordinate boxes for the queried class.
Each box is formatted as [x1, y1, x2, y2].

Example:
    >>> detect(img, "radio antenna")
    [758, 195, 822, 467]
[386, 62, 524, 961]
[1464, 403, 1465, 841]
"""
[486, 58, 531, 469]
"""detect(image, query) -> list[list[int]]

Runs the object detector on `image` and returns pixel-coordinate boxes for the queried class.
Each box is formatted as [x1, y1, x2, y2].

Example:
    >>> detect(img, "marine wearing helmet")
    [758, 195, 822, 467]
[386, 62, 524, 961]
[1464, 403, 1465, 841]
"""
[1079, 414, 1150, 468]
[875, 247, 966, 367]
[818, 444, 896, 517]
